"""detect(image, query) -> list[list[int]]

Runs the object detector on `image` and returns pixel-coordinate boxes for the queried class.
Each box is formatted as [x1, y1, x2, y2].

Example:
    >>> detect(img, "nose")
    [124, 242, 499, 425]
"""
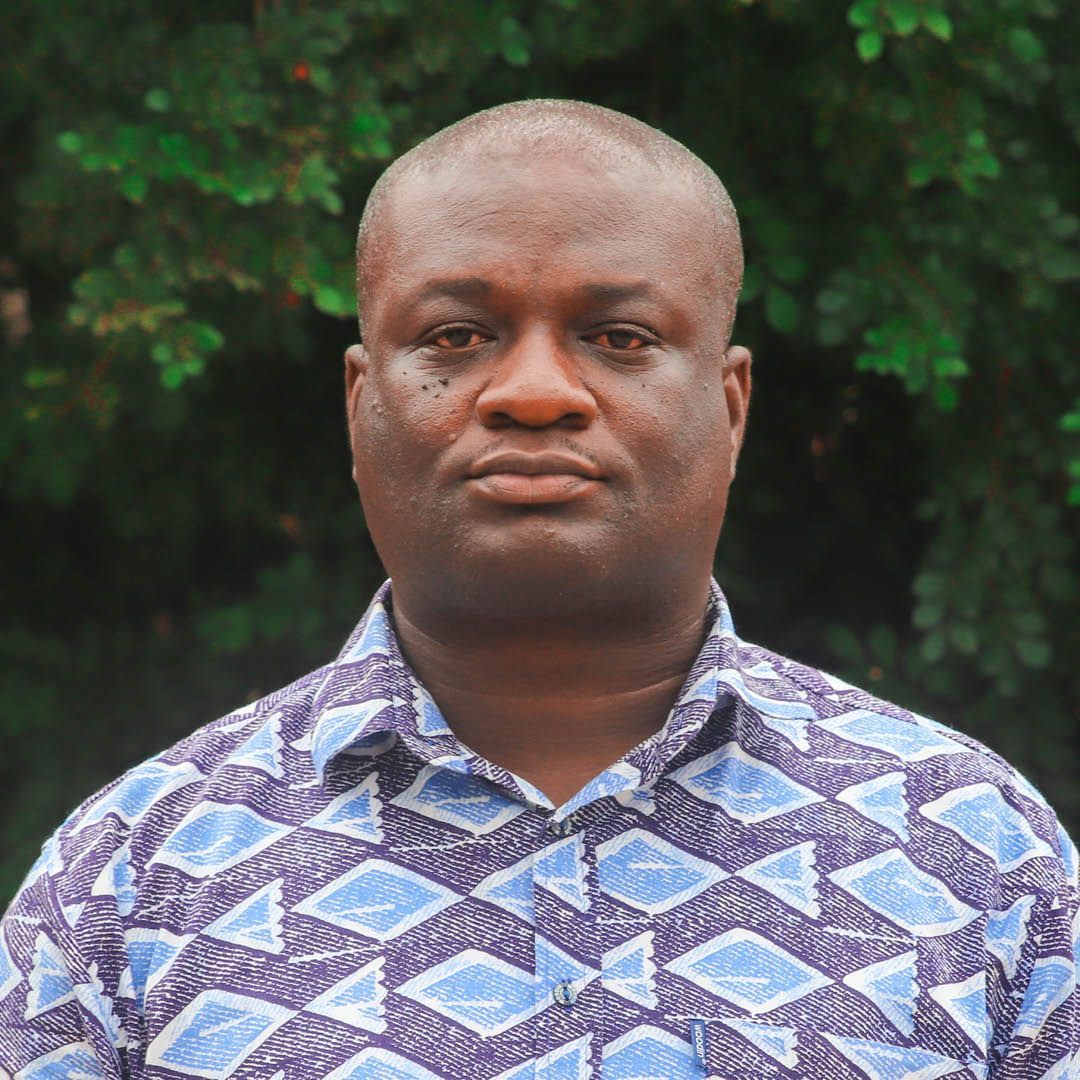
[474, 330, 599, 430]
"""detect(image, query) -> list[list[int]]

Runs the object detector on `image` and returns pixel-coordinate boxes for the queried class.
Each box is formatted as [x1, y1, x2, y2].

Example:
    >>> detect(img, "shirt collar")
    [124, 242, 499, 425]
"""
[309, 579, 819, 810]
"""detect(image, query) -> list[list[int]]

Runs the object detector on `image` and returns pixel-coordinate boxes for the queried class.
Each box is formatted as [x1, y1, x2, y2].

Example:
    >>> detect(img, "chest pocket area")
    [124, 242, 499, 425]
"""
[696, 1020, 986, 1080]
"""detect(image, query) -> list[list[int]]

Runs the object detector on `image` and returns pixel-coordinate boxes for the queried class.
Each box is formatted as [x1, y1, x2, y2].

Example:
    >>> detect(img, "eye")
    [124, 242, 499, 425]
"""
[428, 326, 487, 349]
[588, 327, 653, 351]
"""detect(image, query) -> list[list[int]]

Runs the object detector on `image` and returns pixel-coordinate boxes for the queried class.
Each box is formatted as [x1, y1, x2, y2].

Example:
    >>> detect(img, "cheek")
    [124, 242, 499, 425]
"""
[352, 369, 471, 486]
[624, 383, 730, 477]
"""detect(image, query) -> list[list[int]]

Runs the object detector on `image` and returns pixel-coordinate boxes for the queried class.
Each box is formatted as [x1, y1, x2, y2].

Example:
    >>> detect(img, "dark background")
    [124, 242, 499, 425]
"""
[2, 0, 1077, 904]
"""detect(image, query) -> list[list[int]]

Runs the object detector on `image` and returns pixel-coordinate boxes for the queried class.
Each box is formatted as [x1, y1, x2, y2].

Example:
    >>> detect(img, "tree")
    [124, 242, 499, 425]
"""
[1, 0, 1077, 901]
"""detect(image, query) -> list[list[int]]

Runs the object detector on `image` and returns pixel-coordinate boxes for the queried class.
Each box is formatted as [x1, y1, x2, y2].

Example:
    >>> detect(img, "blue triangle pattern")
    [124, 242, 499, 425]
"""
[929, 972, 987, 1052]
[1012, 956, 1073, 1040]
[672, 742, 823, 824]
[534, 834, 588, 911]
[842, 950, 917, 1036]
[25, 931, 76, 1020]
[720, 1018, 798, 1068]
[603, 1025, 693, 1079]
[603, 932, 657, 1009]
[537, 1034, 593, 1079]
[472, 855, 534, 922]
[232, 713, 285, 778]
[340, 602, 394, 662]
[92, 842, 137, 917]
[824, 1034, 971, 1079]
[0, 932, 20, 1005]
[737, 841, 819, 917]
[326, 1047, 445, 1079]
[309, 773, 383, 842]
[837, 772, 910, 842]
[412, 683, 452, 737]
[716, 668, 817, 720]
[202, 878, 286, 954]
[536, 934, 597, 988]
[920, 783, 1053, 872]
[986, 895, 1035, 980]
[306, 957, 386, 1033]
[125, 930, 189, 1012]
[146, 989, 293, 1077]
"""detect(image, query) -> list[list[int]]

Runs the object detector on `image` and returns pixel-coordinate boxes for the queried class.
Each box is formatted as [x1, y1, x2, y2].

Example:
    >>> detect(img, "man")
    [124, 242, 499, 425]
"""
[1, 100, 1076, 1079]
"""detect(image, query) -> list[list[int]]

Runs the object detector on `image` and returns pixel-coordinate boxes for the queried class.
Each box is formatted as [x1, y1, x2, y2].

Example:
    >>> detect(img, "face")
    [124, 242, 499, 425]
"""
[346, 151, 751, 624]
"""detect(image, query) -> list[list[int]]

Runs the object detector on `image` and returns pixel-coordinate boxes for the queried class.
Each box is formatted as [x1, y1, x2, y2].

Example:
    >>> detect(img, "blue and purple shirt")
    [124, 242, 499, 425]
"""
[2, 582, 1077, 1078]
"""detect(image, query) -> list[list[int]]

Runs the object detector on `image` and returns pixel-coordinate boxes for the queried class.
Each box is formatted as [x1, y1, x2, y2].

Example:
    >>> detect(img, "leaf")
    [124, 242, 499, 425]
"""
[921, 629, 947, 663]
[856, 30, 884, 62]
[192, 323, 225, 352]
[907, 160, 935, 187]
[57, 131, 83, 154]
[121, 173, 148, 203]
[868, 624, 898, 665]
[1007, 27, 1044, 63]
[922, 9, 953, 41]
[816, 288, 849, 314]
[1015, 638, 1051, 668]
[1012, 611, 1047, 637]
[932, 355, 968, 377]
[1040, 251, 1080, 282]
[913, 570, 948, 598]
[826, 624, 865, 665]
[160, 365, 186, 390]
[846, 1, 877, 29]
[499, 15, 531, 66]
[314, 284, 354, 317]
[769, 253, 808, 284]
[933, 383, 959, 410]
[888, 0, 919, 36]
[739, 262, 763, 304]
[765, 284, 799, 333]
[913, 602, 944, 630]
[950, 624, 978, 654]
[144, 88, 171, 112]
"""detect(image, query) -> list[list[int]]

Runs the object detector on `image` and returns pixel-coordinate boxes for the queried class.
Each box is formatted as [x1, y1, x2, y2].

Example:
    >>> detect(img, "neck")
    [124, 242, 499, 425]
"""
[388, 577, 713, 806]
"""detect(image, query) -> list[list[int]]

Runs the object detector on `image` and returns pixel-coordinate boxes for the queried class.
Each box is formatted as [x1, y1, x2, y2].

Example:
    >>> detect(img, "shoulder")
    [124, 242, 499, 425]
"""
[10, 662, 331, 915]
[734, 640, 1077, 891]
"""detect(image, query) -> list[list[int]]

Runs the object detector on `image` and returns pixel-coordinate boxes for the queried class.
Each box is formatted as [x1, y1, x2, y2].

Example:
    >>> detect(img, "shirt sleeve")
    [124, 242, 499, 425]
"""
[990, 824, 1079, 1078]
[0, 838, 126, 1079]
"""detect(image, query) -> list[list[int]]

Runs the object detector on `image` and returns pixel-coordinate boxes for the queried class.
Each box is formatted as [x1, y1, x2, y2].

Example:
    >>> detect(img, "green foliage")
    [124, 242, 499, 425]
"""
[1, 0, 1077, 901]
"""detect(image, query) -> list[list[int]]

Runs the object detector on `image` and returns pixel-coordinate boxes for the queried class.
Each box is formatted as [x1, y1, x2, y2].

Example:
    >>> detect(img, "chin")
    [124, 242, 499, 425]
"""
[408, 534, 684, 625]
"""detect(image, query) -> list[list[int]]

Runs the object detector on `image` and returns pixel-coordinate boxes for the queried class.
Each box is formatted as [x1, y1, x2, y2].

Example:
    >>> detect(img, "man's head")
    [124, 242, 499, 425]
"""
[346, 99, 751, 628]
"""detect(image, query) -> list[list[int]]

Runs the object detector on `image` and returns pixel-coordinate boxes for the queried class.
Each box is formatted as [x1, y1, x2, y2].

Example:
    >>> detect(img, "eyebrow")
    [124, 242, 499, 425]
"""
[581, 281, 661, 305]
[414, 277, 494, 304]
[407, 278, 666, 312]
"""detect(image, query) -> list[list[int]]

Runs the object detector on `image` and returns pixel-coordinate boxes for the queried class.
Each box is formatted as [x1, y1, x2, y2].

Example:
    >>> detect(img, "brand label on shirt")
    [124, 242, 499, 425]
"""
[690, 1018, 709, 1070]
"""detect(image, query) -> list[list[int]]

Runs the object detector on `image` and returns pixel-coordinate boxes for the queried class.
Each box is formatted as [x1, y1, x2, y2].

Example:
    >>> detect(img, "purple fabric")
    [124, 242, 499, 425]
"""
[1, 581, 1076, 1078]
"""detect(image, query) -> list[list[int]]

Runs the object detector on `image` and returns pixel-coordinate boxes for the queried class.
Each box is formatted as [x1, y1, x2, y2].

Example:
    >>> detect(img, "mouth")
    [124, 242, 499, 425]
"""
[466, 451, 605, 506]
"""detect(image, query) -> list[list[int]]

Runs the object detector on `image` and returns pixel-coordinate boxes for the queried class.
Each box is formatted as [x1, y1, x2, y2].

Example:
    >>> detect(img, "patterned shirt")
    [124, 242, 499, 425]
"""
[1, 581, 1077, 1079]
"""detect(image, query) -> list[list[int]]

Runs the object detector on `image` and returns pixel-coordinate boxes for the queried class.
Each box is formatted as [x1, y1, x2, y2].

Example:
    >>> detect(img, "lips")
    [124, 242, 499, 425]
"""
[465, 450, 604, 505]
[467, 451, 603, 480]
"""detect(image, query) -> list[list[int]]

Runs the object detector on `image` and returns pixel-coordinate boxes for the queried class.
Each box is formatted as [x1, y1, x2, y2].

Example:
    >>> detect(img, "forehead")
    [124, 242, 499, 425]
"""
[367, 153, 724, 305]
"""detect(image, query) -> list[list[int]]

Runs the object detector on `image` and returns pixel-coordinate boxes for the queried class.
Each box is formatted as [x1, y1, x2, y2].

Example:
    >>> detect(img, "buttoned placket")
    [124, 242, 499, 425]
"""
[531, 806, 605, 1077]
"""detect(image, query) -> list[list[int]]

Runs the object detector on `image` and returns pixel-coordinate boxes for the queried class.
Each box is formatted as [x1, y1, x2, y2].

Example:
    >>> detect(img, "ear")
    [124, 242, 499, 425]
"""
[344, 343, 369, 421]
[344, 344, 369, 486]
[722, 345, 752, 476]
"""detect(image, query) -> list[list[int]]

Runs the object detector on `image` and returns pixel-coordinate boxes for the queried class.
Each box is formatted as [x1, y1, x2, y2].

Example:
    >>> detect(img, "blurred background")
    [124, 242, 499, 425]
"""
[1, 0, 1077, 904]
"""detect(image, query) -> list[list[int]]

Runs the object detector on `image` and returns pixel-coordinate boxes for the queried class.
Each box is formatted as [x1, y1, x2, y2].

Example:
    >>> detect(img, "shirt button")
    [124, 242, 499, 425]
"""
[547, 816, 575, 836]
[552, 980, 577, 1007]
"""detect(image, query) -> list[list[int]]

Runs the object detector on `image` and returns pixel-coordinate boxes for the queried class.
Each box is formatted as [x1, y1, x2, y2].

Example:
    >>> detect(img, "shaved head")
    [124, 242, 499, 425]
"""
[356, 99, 743, 340]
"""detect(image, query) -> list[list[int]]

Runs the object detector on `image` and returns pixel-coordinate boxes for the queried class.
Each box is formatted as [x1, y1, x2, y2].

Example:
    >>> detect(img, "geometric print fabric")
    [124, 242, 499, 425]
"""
[0, 580, 1076, 1078]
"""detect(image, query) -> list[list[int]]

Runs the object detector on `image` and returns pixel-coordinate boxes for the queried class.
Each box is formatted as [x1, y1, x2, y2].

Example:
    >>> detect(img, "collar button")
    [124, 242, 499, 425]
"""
[546, 816, 575, 837]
